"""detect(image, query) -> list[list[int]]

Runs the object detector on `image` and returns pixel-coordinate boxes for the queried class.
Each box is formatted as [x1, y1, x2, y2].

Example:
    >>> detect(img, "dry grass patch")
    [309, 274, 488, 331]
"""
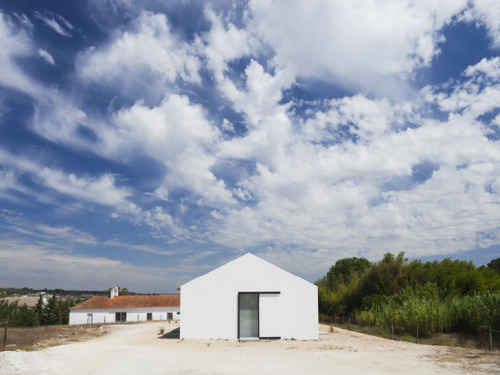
[1, 325, 109, 351]
[329, 323, 498, 350]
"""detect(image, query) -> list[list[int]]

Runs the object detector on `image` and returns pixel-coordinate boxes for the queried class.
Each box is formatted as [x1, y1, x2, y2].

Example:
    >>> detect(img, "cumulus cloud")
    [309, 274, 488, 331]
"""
[77, 11, 200, 99]
[426, 57, 500, 121]
[466, 0, 500, 49]
[201, 7, 259, 80]
[216, 60, 296, 172]
[247, 0, 468, 93]
[2, 1, 500, 283]
[107, 94, 235, 207]
[207, 56, 500, 263]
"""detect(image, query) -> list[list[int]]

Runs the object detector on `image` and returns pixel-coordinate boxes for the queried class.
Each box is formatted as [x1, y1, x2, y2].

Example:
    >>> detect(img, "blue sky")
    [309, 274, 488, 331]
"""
[0, 0, 499, 293]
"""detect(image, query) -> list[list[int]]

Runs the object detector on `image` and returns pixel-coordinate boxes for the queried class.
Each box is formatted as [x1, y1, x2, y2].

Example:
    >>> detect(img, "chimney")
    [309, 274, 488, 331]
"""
[115, 286, 119, 297]
[110, 286, 115, 299]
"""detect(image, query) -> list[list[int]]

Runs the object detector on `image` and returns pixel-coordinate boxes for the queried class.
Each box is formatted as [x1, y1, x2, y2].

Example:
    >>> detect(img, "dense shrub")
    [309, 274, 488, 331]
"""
[318, 254, 500, 338]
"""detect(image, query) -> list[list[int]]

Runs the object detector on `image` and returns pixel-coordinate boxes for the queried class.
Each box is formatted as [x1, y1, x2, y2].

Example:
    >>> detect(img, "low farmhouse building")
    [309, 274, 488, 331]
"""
[69, 287, 180, 325]
[180, 253, 318, 340]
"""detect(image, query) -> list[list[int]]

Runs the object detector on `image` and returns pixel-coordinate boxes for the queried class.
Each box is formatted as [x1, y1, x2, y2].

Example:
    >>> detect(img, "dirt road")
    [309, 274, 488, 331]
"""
[1, 322, 498, 374]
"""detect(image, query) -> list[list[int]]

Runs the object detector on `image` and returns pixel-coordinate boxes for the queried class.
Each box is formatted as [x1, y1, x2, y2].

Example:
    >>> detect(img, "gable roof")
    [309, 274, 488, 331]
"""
[70, 295, 180, 310]
[181, 252, 316, 290]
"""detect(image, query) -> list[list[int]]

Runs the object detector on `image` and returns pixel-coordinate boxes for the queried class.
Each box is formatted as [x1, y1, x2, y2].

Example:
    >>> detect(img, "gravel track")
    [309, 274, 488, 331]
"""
[1, 322, 498, 374]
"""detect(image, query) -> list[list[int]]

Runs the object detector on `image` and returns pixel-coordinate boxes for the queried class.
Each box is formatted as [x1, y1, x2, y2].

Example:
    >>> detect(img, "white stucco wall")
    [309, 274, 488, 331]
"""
[180, 253, 318, 340]
[69, 306, 180, 325]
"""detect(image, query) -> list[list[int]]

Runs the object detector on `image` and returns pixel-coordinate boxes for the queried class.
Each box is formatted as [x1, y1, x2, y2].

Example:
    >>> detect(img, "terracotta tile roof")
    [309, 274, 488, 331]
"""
[70, 295, 180, 310]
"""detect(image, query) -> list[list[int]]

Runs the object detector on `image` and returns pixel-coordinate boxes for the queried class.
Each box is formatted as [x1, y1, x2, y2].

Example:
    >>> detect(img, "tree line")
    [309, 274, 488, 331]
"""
[0, 294, 80, 327]
[316, 253, 500, 337]
[0, 287, 106, 298]
[0, 286, 134, 327]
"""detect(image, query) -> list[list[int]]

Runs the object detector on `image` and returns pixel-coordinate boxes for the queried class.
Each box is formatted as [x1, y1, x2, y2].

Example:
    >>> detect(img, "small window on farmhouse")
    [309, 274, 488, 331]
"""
[176, 312, 180, 315]
[167, 312, 173, 320]
[147, 313, 152, 321]
[115, 312, 127, 322]
[87, 313, 93, 324]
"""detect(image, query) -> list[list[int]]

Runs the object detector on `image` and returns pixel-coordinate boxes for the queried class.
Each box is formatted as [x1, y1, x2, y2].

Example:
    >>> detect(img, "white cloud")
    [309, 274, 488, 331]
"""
[108, 94, 235, 207]
[30, 89, 92, 152]
[12, 12, 34, 33]
[34, 11, 73, 37]
[0, 210, 178, 257]
[207, 57, 500, 262]
[0, 169, 17, 190]
[103, 239, 175, 256]
[77, 11, 200, 98]
[38, 48, 55, 65]
[247, 0, 468, 92]
[140, 206, 191, 241]
[216, 60, 296, 171]
[2, 1, 500, 281]
[0, 149, 132, 211]
[201, 7, 258, 80]
[466, 0, 500, 49]
[465, 56, 500, 79]
[38, 169, 132, 207]
[0, 210, 95, 244]
[426, 57, 500, 121]
[0, 12, 41, 95]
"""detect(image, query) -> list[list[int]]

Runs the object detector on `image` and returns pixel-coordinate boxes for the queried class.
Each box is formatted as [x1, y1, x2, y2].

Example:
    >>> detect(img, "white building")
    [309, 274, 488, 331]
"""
[180, 253, 318, 340]
[69, 288, 180, 325]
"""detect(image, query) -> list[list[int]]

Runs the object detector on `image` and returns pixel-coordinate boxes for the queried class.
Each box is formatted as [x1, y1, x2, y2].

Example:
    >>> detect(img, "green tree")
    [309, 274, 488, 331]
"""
[10, 304, 38, 327]
[35, 295, 44, 324]
[43, 295, 59, 325]
[325, 257, 371, 291]
[373, 252, 406, 296]
[487, 258, 500, 275]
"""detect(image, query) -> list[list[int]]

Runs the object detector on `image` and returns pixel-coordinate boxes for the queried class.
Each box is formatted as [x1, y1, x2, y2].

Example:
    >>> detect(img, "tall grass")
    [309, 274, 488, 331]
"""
[357, 292, 500, 338]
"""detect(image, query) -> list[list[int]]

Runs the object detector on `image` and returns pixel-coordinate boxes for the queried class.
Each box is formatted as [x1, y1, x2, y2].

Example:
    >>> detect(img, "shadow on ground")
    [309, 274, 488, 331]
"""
[159, 327, 180, 339]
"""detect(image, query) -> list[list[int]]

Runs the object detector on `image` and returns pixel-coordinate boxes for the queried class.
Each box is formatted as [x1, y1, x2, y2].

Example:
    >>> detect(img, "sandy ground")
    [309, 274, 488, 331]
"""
[1, 322, 499, 375]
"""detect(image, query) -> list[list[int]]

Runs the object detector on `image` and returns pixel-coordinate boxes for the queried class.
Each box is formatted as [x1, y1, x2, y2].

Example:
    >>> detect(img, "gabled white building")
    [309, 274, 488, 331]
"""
[180, 253, 318, 340]
[69, 288, 180, 325]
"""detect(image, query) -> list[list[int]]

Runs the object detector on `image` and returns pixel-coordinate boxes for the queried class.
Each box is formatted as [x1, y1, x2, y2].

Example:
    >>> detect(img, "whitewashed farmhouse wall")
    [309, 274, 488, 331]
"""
[69, 294, 180, 325]
[69, 306, 180, 325]
[180, 253, 318, 340]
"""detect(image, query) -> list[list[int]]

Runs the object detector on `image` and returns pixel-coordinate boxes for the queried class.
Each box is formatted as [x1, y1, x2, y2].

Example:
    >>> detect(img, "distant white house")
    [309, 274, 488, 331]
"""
[180, 253, 318, 340]
[69, 287, 180, 325]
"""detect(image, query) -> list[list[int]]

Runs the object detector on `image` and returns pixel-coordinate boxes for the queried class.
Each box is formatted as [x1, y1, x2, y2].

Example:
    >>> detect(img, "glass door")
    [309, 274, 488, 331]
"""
[238, 293, 259, 338]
